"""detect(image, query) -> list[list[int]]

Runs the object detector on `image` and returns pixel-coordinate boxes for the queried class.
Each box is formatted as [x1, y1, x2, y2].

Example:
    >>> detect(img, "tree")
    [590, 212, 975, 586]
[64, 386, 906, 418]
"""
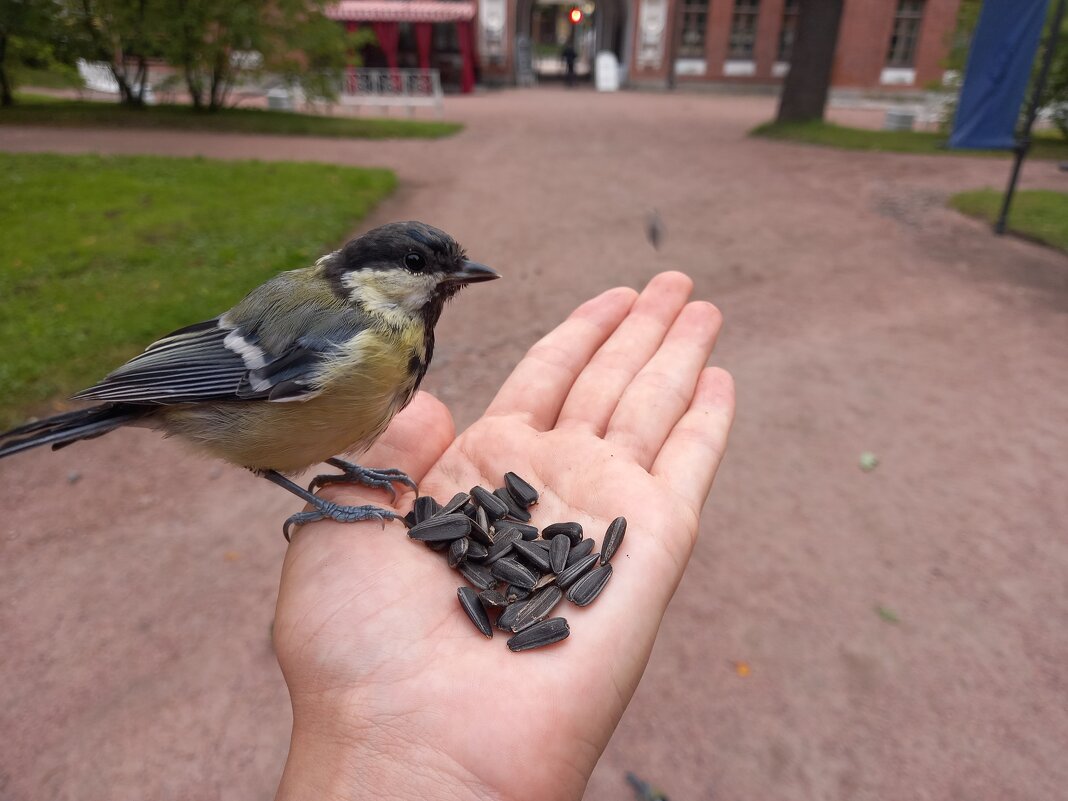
[0, 0, 64, 106]
[159, 0, 351, 111]
[70, 0, 159, 106]
[775, 0, 846, 124]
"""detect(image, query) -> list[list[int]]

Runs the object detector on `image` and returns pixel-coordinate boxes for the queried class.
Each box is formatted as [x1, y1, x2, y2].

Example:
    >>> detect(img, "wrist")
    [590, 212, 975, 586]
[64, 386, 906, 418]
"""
[276, 707, 507, 801]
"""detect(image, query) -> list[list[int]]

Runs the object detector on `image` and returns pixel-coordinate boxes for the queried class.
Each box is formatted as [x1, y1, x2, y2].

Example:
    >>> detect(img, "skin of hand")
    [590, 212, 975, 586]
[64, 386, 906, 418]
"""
[272, 271, 735, 801]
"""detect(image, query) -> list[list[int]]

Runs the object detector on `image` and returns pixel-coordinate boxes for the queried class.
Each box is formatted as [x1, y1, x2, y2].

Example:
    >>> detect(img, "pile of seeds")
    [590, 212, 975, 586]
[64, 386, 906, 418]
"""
[402, 471, 626, 653]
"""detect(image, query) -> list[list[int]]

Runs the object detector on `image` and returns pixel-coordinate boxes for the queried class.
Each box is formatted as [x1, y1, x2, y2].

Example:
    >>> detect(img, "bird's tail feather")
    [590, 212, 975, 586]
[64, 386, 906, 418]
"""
[0, 405, 144, 459]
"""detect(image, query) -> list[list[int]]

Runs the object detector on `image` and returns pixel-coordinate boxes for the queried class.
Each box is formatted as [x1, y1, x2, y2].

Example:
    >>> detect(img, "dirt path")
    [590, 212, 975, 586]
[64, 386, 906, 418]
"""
[2, 89, 1067, 801]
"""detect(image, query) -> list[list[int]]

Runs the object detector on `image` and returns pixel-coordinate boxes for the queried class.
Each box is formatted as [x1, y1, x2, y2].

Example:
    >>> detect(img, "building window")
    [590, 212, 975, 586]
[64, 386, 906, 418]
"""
[886, 0, 925, 67]
[678, 0, 710, 59]
[728, 0, 760, 60]
[777, 0, 799, 62]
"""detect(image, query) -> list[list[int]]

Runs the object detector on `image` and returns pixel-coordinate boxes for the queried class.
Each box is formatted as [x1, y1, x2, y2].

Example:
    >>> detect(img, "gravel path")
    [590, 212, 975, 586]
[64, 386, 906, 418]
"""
[2, 88, 1067, 801]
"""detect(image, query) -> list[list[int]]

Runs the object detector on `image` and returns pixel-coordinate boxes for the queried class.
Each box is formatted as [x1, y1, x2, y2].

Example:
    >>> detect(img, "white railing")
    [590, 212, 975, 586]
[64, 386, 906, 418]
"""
[338, 68, 444, 118]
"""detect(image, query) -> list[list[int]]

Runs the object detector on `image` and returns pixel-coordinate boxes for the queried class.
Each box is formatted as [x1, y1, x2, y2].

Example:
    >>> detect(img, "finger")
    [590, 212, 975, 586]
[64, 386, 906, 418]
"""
[314, 391, 455, 508]
[484, 286, 638, 430]
[556, 271, 693, 435]
[604, 301, 723, 469]
[651, 366, 735, 515]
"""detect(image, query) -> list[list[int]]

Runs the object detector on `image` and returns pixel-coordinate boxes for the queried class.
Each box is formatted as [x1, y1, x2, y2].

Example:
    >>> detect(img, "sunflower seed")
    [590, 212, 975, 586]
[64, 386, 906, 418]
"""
[507, 617, 570, 652]
[494, 487, 531, 522]
[469, 507, 494, 546]
[529, 538, 551, 551]
[566, 564, 613, 606]
[503, 584, 530, 602]
[496, 599, 524, 631]
[532, 573, 557, 591]
[555, 552, 600, 589]
[495, 520, 538, 540]
[414, 495, 442, 524]
[471, 485, 509, 521]
[457, 587, 492, 638]
[447, 537, 469, 568]
[408, 513, 472, 542]
[466, 541, 489, 562]
[478, 589, 509, 608]
[483, 529, 521, 565]
[512, 586, 564, 632]
[542, 521, 582, 545]
[549, 534, 570, 573]
[491, 556, 538, 590]
[600, 517, 627, 564]
[402, 510, 418, 529]
[513, 539, 553, 573]
[564, 538, 595, 566]
[459, 561, 497, 591]
[504, 471, 539, 507]
[427, 540, 450, 552]
[440, 491, 471, 516]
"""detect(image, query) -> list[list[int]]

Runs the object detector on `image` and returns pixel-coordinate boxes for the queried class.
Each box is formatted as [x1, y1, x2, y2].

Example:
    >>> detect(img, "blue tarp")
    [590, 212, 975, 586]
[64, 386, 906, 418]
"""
[948, 0, 1050, 150]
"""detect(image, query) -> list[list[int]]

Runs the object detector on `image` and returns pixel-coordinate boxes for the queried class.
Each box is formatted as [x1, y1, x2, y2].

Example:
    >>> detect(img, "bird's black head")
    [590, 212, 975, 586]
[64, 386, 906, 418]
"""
[322, 222, 497, 325]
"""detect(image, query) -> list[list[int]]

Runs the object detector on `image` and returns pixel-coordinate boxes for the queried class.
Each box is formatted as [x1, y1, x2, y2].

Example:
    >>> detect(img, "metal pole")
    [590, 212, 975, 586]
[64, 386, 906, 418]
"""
[995, 0, 1066, 234]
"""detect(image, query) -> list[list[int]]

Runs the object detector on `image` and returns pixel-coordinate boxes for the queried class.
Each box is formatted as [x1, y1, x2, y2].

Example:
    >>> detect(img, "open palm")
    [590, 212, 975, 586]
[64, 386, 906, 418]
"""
[273, 272, 734, 801]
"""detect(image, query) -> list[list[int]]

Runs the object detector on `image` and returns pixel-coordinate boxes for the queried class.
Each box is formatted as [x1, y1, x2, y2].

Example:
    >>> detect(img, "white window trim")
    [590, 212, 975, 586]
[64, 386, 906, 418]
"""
[675, 58, 707, 76]
[880, 67, 916, 85]
[723, 59, 756, 77]
[772, 61, 789, 78]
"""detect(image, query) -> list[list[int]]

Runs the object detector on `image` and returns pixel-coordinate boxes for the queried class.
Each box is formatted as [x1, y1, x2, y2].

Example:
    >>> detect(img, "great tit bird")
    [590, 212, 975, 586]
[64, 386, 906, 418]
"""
[0, 221, 498, 539]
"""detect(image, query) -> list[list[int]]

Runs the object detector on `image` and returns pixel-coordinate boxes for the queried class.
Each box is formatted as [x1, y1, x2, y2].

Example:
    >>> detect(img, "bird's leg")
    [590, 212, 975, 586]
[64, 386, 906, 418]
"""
[306, 457, 417, 502]
[260, 469, 398, 542]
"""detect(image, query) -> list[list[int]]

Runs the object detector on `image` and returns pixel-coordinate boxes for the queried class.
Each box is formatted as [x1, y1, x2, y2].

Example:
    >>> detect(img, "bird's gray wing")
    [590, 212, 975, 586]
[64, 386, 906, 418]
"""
[75, 277, 366, 405]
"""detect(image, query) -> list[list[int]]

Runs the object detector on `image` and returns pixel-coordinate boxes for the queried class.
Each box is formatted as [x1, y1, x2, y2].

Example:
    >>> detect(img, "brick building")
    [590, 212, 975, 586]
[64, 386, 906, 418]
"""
[477, 0, 961, 89]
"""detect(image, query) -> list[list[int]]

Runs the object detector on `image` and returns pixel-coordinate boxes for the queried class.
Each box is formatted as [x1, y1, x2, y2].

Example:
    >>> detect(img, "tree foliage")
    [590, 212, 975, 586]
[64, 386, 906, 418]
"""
[2, 0, 355, 109]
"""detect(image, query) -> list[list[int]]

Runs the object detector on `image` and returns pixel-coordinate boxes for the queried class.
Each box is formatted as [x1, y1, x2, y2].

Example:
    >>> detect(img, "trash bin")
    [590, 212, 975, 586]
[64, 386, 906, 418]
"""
[884, 109, 916, 131]
[595, 52, 620, 92]
[267, 88, 294, 111]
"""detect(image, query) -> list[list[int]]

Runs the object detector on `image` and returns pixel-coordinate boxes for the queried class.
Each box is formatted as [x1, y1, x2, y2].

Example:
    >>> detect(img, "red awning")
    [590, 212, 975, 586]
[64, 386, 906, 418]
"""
[327, 1, 476, 23]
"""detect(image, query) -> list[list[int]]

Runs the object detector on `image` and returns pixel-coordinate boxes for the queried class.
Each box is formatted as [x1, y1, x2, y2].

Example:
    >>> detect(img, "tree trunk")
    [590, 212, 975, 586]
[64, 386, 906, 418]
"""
[776, 0, 846, 123]
[0, 35, 12, 107]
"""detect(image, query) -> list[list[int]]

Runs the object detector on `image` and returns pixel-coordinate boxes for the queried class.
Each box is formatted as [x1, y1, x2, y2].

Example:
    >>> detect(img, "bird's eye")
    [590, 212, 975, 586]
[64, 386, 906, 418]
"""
[404, 252, 426, 271]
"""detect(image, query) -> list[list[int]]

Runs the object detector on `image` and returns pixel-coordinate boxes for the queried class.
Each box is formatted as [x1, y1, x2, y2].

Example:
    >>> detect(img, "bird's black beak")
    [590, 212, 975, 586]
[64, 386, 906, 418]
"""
[443, 260, 500, 284]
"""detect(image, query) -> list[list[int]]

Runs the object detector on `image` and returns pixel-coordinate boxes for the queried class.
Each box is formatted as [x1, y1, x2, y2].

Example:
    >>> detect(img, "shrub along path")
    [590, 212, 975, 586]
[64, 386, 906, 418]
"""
[1, 90, 1066, 801]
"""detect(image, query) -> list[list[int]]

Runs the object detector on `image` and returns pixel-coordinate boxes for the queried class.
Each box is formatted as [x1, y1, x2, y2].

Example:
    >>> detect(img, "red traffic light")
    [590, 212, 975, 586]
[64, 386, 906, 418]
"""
[569, 7, 583, 23]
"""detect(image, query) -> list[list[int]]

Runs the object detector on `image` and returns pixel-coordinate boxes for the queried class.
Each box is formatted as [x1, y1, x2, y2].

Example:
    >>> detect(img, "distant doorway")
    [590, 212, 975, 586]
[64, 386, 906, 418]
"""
[515, 0, 630, 84]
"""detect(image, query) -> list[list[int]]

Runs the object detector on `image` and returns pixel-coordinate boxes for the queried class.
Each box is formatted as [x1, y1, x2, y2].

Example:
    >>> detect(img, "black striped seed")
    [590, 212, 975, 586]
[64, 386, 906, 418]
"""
[447, 537, 469, 568]
[505, 584, 531, 602]
[478, 589, 509, 608]
[471, 486, 509, 521]
[413, 495, 442, 524]
[564, 538, 594, 567]
[483, 529, 521, 565]
[495, 520, 538, 540]
[491, 557, 538, 590]
[513, 539, 553, 573]
[542, 522, 582, 545]
[469, 507, 494, 546]
[555, 552, 600, 589]
[549, 534, 570, 573]
[600, 517, 627, 564]
[504, 472, 539, 507]
[494, 487, 532, 522]
[565, 564, 612, 606]
[408, 513, 472, 542]
[457, 587, 492, 638]
[459, 561, 497, 591]
[497, 599, 524, 631]
[506, 617, 570, 652]
[466, 541, 489, 562]
[512, 586, 564, 632]
[440, 492, 470, 516]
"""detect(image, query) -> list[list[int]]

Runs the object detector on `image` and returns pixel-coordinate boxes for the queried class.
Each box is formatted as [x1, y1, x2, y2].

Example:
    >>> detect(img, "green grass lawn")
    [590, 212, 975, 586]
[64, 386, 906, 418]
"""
[950, 189, 1068, 252]
[751, 120, 1068, 161]
[0, 152, 396, 427]
[0, 100, 462, 139]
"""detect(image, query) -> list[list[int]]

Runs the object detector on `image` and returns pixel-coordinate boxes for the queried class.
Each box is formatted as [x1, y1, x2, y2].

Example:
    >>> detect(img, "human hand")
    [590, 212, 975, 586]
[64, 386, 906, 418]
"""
[273, 272, 734, 801]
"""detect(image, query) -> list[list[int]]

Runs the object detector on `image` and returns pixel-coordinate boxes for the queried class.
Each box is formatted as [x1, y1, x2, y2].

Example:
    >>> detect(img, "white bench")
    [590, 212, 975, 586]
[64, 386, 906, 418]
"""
[337, 68, 444, 118]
